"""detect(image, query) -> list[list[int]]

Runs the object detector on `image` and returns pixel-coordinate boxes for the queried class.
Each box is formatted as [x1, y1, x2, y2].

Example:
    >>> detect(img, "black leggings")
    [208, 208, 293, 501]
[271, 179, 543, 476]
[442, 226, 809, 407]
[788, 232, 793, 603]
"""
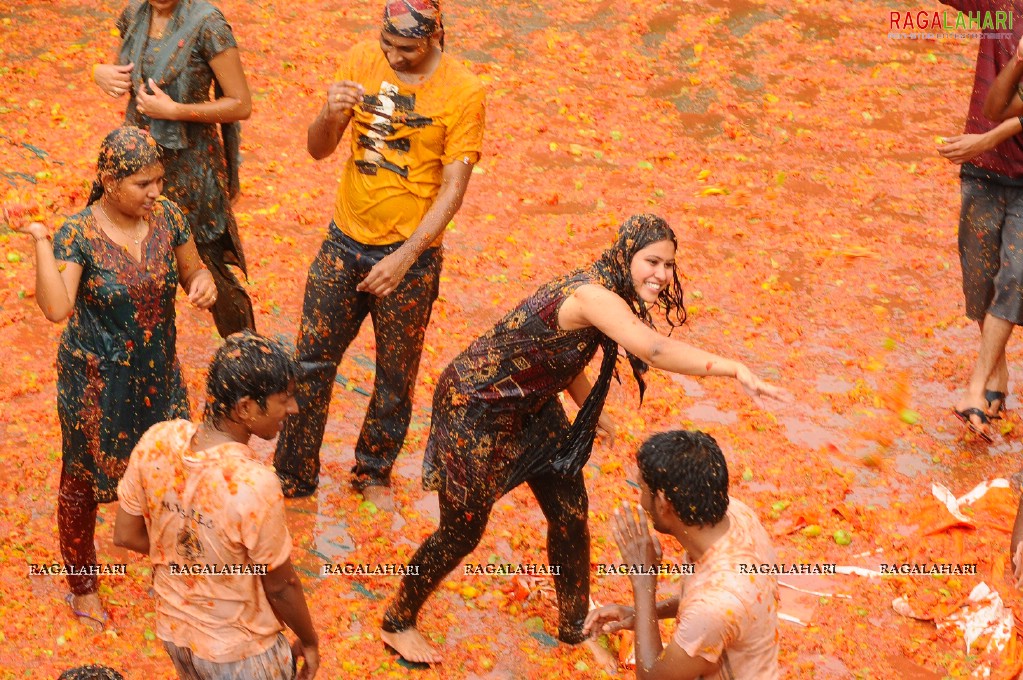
[383, 470, 591, 644]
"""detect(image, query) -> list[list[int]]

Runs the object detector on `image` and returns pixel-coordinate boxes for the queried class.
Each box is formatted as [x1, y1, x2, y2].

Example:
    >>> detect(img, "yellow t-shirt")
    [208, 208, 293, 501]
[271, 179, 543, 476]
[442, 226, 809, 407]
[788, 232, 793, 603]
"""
[117, 420, 293, 664]
[332, 40, 486, 245]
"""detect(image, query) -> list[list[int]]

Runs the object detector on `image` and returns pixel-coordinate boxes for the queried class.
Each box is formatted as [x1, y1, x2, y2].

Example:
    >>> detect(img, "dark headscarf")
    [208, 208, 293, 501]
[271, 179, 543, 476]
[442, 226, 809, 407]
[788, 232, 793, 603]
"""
[589, 212, 688, 392]
[520, 214, 688, 484]
[383, 0, 443, 46]
[87, 126, 163, 205]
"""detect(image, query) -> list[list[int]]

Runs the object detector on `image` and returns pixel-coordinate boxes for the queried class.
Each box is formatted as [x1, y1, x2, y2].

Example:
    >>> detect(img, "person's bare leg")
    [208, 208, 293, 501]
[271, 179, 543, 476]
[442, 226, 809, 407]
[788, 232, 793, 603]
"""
[976, 318, 1010, 415]
[988, 351, 1010, 413]
[957, 314, 1014, 434]
[380, 628, 443, 664]
[988, 353, 1009, 413]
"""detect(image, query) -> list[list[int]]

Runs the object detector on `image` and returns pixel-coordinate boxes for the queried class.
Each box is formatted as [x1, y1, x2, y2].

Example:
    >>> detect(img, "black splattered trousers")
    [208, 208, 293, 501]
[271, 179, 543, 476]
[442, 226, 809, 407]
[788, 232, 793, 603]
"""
[274, 222, 441, 497]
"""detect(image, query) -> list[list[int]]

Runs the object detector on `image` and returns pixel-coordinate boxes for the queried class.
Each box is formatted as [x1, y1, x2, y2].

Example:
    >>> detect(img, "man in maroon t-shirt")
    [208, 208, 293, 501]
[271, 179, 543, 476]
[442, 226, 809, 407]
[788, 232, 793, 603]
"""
[938, 1, 1023, 439]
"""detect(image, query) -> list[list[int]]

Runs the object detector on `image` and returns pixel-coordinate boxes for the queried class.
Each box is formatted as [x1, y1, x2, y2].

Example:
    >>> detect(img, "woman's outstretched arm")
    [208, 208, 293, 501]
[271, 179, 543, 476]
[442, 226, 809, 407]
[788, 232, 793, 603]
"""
[560, 284, 787, 401]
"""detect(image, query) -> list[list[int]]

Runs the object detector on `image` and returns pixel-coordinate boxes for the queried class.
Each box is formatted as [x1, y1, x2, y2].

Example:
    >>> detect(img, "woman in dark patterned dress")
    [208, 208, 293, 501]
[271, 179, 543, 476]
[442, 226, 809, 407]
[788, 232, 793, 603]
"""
[5, 126, 216, 628]
[92, 0, 254, 337]
[381, 214, 788, 663]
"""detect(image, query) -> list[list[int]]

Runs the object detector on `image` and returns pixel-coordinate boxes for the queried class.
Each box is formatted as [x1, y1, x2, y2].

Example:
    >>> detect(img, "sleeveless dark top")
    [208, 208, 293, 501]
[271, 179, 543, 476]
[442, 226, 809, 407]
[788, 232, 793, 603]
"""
[423, 270, 607, 506]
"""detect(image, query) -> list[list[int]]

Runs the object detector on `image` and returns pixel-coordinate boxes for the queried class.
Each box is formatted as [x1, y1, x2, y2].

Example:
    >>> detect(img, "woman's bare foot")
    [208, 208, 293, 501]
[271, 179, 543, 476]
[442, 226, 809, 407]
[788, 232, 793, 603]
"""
[362, 485, 394, 512]
[583, 637, 620, 675]
[381, 627, 442, 664]
[67, 592, 108, 631]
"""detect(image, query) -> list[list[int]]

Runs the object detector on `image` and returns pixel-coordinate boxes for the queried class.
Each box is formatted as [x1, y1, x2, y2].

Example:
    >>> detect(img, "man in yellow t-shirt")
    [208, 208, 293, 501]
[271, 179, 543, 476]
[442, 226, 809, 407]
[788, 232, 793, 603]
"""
[274, 0, 485, 506]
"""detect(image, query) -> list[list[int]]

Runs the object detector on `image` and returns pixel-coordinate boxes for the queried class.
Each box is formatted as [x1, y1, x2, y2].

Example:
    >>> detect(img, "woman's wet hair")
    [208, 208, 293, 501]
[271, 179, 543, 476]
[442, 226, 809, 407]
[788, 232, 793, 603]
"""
[637, 430, 729, 527]
[204, 332, 297, 427]
[87, 126, 163, 206]
[594, 213, 687, 330]
[586, 213, 687, 404]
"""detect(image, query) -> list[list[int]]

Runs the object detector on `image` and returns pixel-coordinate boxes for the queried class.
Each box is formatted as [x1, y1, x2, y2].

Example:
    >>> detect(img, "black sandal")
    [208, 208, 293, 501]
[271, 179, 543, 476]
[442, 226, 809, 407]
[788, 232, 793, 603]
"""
[985, 390, 1007, 420]
[952, 407, 994, 443]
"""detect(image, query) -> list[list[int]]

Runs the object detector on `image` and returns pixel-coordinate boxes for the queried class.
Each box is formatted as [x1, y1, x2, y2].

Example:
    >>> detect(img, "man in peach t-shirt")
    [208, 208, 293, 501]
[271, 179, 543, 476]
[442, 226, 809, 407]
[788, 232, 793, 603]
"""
[114, 333, 319, 679]
[585, 430, 779, 679]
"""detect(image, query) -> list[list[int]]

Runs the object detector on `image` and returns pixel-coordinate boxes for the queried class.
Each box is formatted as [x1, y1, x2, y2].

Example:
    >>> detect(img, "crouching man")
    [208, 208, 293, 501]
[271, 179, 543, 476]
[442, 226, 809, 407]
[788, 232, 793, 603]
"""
[585, 430, 779, 679]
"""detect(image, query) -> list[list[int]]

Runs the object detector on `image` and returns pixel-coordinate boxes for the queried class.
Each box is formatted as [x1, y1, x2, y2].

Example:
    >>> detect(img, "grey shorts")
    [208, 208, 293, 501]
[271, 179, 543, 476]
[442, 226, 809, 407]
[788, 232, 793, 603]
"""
[959, 175, 1023, 324]
[163, 632, 293, 680]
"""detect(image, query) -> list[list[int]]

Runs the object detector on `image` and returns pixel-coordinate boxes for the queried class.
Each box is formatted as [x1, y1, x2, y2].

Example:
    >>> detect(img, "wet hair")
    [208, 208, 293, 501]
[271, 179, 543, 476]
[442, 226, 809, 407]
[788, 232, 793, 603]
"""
[637, 430, 729, 527]
[203, 332, 298, 427]
[587, 213, 687, 403]
[513, 215, 690, 487]
[58, 667, 125, 680]
[87, 126, 163, 206]
[592, 213, 687, 330]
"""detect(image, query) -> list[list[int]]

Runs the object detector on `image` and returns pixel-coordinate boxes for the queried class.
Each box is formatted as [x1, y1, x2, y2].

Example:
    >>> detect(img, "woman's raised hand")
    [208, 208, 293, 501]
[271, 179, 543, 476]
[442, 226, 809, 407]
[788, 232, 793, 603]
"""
[2, 204, 47, 241]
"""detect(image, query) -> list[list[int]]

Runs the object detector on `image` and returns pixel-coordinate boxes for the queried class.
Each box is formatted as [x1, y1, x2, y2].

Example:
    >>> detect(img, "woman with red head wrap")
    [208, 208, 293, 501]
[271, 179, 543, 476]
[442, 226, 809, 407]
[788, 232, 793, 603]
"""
[3, 126, 215, 630]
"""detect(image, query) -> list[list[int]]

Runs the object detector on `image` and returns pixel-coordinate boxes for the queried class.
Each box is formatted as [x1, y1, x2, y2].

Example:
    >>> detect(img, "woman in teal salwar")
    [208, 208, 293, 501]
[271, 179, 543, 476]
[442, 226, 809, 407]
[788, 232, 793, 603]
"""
[5, 127, 216, 629]
[92, 0, 254, 337]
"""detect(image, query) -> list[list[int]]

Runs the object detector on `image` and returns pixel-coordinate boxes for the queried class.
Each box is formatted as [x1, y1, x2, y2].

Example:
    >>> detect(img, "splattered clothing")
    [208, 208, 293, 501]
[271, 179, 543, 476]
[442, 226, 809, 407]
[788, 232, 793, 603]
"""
[274, 40, 484, 494]
[164, 633, 294, 680]
[672, 499, 780, 680]
[117, 0, 254, 336]
[118, 420, 293, 664]
[946, 0, 1023, 178]
[55, 198, 190, 503]
[332, 40, 486, 246]
[958, 177, 1023, 323]
[274, 225, 442, 495]
[55, 198, 190, 595]
[385, 270, 611, 643]
[943, 1, 1023, 322]
[423, 269, 605, 506]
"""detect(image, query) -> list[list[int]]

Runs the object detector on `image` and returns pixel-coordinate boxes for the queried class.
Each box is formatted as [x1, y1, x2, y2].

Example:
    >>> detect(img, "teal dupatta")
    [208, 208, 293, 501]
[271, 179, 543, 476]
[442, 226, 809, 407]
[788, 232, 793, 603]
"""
[118, 0, 240, 199]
